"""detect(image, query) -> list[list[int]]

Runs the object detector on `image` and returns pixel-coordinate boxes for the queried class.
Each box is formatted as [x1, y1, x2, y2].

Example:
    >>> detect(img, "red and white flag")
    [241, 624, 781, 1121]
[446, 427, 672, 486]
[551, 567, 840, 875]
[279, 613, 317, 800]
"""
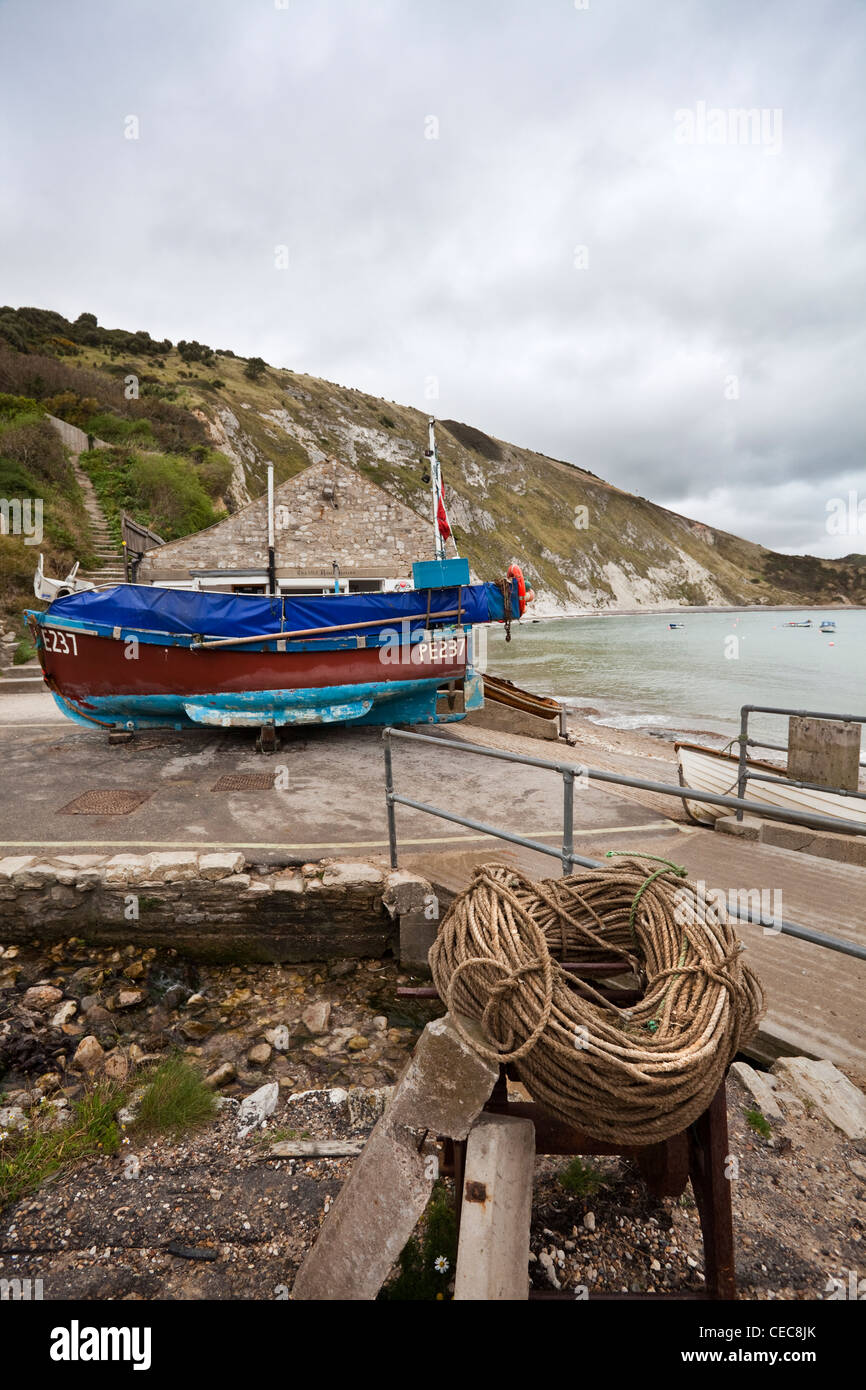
[437, 478, 451, 541]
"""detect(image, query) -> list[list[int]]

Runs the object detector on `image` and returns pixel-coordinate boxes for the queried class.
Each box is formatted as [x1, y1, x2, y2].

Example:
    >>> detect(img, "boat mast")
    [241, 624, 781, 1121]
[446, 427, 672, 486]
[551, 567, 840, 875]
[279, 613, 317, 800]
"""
[427, 417, 455, 561]
[266, 462, 276, 596]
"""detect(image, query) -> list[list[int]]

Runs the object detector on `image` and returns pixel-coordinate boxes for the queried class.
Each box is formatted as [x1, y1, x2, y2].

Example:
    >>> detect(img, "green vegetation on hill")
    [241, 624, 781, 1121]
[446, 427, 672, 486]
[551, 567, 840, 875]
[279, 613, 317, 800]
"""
[80, 445, 228, 545]
[0, 393, 96, 622]
[0, 303, 863, 614]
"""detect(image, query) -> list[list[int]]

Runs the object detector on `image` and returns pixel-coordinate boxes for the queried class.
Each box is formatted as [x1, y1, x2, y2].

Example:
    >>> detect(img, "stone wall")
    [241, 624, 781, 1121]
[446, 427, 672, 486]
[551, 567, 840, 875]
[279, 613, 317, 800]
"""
[140, 458, 435, 581]
[0, 853, 433, 965]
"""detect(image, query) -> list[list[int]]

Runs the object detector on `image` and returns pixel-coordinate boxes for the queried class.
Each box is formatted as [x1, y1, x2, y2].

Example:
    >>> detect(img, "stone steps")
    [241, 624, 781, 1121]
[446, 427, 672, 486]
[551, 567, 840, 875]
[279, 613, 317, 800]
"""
[0, 673, 45, 694]
[0, 654, 42, 695]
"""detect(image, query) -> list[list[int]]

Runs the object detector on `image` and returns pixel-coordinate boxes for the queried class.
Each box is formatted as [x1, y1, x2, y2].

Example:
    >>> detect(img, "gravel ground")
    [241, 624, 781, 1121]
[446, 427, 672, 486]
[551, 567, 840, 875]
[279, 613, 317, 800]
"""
[2, 933, 864, 1300]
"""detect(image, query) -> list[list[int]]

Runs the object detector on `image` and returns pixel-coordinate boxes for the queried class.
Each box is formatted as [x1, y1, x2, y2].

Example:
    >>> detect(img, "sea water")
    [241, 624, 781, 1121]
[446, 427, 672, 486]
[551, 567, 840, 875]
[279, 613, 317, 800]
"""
[485, 609, 865, 747]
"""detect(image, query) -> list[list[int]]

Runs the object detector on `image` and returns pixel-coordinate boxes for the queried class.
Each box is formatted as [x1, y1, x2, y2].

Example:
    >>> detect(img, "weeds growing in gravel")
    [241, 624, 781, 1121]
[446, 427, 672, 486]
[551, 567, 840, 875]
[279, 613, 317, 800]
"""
[558, 1157, 604, 1197]
[745, 1106, 772, 1139]
[254, 1126, 312, 1146]
[380, 1181, 458, 1300]
[0, 1085, 123, 1211]
[132, 1056, 216, 1137]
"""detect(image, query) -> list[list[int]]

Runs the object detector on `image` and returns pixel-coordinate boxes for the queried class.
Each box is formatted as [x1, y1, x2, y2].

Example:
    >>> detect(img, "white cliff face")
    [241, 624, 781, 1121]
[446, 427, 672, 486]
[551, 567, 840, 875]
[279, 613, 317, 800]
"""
[258, 408, 328, 465]
[329, 421, 418, 470]
[191, 407, 250, 509]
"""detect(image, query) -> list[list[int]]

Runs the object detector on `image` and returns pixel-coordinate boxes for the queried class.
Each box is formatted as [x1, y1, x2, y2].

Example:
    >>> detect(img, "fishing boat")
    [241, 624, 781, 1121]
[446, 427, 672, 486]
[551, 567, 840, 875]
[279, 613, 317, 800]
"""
[820, 619, 837, 634]
[668, 622, 684, 629]
[784, 619, 812, 628]
[674, 741, 866, 827]
[26, 573, 521, 731]
[27, 420, 527, 732]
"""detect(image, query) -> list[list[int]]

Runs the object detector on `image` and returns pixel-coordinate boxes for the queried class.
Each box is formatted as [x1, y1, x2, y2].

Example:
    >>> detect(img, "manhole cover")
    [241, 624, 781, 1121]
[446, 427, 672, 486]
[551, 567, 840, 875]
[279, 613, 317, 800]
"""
[58, 789, 153, 815]
[210, 773, 275, 792]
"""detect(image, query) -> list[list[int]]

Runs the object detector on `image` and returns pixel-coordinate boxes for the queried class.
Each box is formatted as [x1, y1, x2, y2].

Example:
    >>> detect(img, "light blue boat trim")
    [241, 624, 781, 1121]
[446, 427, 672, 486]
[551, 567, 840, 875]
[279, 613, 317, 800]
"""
[50, 675, 474, 731]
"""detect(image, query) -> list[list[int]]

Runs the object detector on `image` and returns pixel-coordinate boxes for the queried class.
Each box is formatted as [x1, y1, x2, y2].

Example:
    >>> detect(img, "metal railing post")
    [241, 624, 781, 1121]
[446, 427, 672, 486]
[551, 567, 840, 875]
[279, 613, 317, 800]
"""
[383, 729, 398, 869]
[562, 768, 575, 876]
[736, 705, 750, 821]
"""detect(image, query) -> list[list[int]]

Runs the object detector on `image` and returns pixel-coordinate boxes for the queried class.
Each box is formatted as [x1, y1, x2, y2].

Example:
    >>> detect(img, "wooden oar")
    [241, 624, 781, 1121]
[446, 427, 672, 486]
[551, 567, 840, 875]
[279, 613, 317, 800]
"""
[192, 607, 465, 650]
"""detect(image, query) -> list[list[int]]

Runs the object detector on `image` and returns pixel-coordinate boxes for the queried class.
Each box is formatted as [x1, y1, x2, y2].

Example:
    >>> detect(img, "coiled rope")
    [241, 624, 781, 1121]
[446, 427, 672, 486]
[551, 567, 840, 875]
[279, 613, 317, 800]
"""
[429, 856, 764, 1145]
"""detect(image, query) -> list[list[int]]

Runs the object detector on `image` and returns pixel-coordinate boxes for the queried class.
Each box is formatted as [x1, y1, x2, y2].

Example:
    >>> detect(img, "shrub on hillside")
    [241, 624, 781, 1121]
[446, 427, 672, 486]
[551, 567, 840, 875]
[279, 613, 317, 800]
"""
[0, 534, 40, 592]
[42, 391, 102, 430]
[85, 412, 156, 447]
[133, 454, 222, 537]
[0, 347, 207, 455]
[195, 451, 234, 500]
[0, 419, 67, 483]
[177, 339, 216, 366]
[81, 447, 225, 542]
[0, 391, 45, 424]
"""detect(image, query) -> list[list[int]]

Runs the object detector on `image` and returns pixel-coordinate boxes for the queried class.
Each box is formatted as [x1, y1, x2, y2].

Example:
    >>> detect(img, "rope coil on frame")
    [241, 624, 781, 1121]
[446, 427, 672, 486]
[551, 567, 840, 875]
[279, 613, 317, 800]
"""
[429, 856, 764, 1145]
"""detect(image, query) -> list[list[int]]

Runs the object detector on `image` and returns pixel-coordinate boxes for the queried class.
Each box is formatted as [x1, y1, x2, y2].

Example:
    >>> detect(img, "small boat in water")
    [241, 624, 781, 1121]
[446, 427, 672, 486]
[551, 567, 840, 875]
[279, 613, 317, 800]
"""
[820, 619, 837, 634]
[674, 741, 866, 827]
[784, 619, 812, 628]
[668, 622, 684, 630]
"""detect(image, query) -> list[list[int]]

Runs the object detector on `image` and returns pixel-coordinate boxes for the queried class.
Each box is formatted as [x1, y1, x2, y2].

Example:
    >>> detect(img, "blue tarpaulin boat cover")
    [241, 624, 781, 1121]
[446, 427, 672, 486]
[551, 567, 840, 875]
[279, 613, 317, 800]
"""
[46, 581, 517, 640]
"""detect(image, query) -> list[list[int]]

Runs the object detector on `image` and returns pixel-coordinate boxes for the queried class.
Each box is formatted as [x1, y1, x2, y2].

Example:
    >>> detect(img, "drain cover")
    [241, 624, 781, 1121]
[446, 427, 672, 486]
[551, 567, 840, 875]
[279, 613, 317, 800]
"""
[210, 773, 275, 792]
[58, 789, 152, 815]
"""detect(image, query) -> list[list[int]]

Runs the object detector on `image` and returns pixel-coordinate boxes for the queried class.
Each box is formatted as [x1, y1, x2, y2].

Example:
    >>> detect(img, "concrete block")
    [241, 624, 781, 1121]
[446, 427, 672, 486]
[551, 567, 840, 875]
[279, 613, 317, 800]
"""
[0, 856, 35, 881]
[144, 851, 200, 882]
[465, 701, 560, 741]
[788, 716, 860, 792]
[103, 854, 148, 885]
[454, 1113, 535, 1301]
[383, 869, 431, 917]
[321, 862, 383, 889]
[385, 1014, 499, 1139]
[271, 871, 305, 895]
[715, 815, 762, 840]
[198, 852, 245, 880]
[771, 1057, 866, 1139]
[729, 1061, 783, 1120]
[291, 1013, 498, 1300]
[399, 908, 438, 973]
[759, 822, 866, 869]
[11, 862, 57, 889]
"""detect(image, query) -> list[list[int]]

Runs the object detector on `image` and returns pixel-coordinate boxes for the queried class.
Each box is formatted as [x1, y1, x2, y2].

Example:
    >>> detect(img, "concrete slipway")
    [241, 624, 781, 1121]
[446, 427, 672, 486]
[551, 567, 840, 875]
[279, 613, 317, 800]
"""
[1, 691, 864, 1080]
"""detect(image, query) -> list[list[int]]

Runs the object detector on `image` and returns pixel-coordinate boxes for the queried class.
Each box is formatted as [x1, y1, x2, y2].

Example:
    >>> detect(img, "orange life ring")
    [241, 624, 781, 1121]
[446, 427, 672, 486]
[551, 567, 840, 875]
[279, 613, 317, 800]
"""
[507, 563, 527, 617]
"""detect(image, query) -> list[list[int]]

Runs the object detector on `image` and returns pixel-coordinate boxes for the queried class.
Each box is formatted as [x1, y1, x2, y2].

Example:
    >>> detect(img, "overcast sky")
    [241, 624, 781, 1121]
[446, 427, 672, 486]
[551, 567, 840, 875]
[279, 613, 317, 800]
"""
[1, 0, 864, 557]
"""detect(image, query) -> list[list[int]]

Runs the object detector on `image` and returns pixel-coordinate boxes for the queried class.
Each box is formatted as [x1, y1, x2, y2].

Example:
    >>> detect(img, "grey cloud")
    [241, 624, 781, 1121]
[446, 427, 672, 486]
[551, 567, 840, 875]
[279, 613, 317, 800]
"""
[1, 0, 864, 555]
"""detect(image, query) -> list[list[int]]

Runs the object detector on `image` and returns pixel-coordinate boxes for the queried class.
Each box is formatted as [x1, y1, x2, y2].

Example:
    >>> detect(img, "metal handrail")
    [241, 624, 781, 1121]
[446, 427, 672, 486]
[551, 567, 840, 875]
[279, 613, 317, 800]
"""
[735, 704, 866, 821]
[382, 726, 866, 961]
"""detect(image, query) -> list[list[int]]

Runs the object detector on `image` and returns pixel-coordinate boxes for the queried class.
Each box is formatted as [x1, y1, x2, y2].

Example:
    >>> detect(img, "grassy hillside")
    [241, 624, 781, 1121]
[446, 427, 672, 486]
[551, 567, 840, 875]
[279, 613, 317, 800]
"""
[0, 393, 97, 629]
[1, 305, 863, 627]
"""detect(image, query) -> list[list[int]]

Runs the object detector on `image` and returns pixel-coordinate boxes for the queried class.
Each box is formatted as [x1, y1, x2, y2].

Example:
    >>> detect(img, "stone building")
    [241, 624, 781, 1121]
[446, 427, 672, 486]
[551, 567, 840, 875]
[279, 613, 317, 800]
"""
[136, 458, 447, 595]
